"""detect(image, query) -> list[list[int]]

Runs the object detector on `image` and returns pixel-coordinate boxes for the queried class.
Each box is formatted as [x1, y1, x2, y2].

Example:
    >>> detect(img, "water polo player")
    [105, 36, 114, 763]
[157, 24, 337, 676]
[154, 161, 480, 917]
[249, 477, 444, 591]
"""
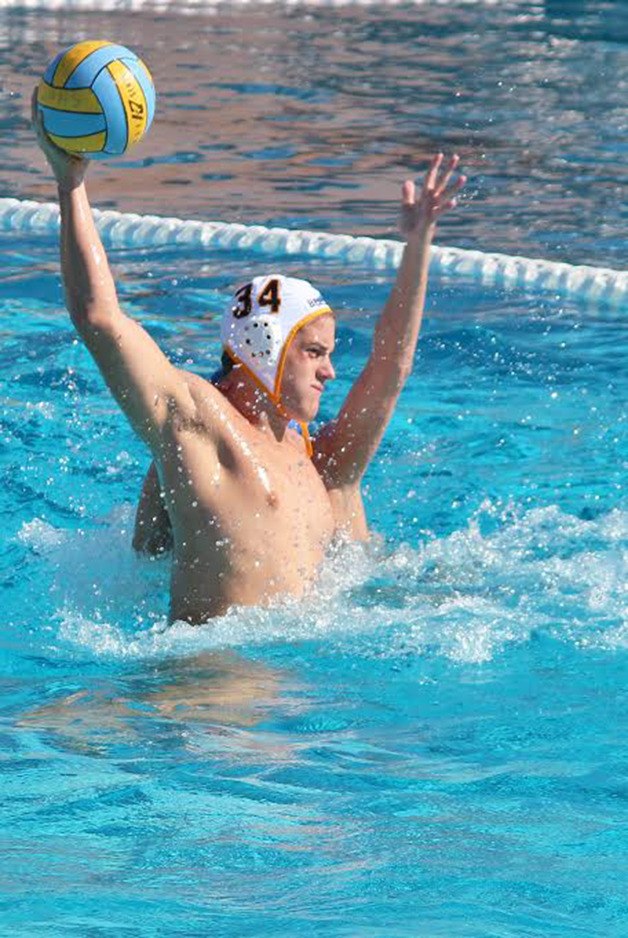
[32, 92, 465, 623]
[133, 275, 335, 556]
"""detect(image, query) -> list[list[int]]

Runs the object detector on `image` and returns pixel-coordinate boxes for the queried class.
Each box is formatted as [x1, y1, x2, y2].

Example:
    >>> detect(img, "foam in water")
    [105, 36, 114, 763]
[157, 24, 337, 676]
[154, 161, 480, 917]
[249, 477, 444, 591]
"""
[16, 498, 628, 664]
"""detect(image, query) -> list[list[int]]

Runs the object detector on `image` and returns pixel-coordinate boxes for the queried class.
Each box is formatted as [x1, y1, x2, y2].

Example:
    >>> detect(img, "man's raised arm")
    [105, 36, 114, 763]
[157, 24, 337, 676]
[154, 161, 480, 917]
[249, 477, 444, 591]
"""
[314, 153, 466, 487]
[32, 91, 194, 451]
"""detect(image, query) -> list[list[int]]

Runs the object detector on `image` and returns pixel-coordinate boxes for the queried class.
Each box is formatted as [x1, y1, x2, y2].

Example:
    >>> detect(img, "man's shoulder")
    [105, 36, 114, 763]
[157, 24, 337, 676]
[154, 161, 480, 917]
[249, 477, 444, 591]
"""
[178, 368, 237, 406]
[169, 369, 233, 432]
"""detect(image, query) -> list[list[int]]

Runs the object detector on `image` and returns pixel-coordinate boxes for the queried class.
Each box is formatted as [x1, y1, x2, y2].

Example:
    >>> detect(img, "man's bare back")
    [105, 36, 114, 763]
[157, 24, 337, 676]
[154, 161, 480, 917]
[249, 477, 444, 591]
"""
[32, 90, 465, 624]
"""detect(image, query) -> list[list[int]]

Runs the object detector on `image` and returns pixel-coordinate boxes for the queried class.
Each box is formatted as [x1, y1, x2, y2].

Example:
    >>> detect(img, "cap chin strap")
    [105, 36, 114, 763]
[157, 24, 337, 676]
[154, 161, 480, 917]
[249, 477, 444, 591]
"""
[298, 421, 314, 459]
[265, 396, 314, 459]
[221, 350, 313, 459]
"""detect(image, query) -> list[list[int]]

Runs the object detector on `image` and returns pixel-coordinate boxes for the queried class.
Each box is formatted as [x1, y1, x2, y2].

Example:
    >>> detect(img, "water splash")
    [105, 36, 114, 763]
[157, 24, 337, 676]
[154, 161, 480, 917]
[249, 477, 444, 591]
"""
[16, 498, 628, 664]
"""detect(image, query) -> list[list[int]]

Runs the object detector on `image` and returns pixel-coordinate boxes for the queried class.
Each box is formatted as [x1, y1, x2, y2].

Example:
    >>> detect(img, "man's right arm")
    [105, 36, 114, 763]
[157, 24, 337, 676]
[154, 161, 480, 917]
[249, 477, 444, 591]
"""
[58, 180, 193, 447]
[33, 91, 195, 450]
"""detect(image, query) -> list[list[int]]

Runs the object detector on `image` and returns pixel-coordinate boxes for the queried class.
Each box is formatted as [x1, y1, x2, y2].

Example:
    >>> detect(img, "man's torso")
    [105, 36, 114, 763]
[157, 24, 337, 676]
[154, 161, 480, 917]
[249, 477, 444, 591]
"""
[155, 374, 365, 623]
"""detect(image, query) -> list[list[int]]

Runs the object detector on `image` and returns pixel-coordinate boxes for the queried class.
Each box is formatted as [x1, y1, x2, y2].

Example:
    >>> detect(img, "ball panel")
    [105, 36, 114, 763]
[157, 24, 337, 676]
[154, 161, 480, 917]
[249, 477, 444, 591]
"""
[51, 40, 113, 89]
[43, 50, 65, 85]
[39, 106, 106, 139]
[91, 67, 129, 156]
[105, 60, 147, 151]
[126, 57, 156, 130]
[47, 130, 107, 153]
[65, 43, 138, 90]
[37, 81, 102, 114]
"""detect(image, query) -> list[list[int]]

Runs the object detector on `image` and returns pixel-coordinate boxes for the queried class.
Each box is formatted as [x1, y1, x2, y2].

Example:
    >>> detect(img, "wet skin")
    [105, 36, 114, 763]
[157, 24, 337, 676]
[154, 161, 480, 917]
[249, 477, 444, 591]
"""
[31, 91, 465, 623]
[153, 316, 364, 623]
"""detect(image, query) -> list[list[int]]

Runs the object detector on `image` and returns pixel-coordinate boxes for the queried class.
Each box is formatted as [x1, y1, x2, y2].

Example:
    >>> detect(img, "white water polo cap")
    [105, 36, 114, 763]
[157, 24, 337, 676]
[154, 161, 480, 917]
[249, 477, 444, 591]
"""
[220, 274, 332, 402]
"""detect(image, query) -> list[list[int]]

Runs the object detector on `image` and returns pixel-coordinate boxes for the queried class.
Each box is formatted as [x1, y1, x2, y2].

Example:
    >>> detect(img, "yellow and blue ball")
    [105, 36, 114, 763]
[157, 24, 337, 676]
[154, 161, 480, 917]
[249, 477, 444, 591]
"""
[37, 40, 156, 160]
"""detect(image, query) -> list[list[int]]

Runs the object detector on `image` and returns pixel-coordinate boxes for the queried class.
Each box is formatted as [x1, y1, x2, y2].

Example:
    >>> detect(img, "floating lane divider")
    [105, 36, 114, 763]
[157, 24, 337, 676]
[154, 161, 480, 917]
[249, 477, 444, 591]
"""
[0, 0, 523, 9]
[1, 197, 626, 306]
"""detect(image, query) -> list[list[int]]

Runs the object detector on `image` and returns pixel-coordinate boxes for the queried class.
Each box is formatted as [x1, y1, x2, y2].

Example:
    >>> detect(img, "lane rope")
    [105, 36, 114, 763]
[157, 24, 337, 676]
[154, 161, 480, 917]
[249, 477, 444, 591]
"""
[0, 0, 523, 9]
[1, 197, 626, 305]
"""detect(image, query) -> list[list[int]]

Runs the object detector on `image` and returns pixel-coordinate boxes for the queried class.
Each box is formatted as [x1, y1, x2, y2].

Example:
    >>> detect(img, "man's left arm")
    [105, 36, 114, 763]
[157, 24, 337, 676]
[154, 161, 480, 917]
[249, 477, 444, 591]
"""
[314, 153, 465, 489]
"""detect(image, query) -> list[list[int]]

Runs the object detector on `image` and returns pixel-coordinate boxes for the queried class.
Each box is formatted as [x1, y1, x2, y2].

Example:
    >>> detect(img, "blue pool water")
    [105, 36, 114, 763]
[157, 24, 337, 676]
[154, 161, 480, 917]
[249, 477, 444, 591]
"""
[2, 2, 628, 935]
[2, 236, 627, 935]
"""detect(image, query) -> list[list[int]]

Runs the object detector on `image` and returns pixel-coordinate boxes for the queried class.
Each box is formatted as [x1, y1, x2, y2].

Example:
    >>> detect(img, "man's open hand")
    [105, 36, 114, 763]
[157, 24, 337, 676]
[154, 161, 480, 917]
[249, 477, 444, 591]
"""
[31, 87, 89, 192]
[401, 153, 466, 240]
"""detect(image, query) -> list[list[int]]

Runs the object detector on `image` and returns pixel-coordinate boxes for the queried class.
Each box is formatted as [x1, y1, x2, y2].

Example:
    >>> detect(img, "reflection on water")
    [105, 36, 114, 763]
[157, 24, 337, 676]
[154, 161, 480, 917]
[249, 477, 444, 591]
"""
[1, 2, 626, 265]
[20, 651, 302, 763]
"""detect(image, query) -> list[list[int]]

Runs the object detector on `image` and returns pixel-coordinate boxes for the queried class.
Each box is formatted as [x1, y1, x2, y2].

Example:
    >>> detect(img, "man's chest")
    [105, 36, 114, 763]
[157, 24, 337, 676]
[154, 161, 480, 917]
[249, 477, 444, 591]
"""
[167, 427, 335, 535]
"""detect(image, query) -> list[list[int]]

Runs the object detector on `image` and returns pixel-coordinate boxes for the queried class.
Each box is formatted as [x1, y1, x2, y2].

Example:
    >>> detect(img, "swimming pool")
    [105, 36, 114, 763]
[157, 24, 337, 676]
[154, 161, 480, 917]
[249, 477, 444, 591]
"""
[2, 2, 628, 935]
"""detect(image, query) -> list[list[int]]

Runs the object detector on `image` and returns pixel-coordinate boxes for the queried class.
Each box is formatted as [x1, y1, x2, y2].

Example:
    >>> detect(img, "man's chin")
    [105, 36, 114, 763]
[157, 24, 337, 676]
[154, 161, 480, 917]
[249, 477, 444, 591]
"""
[283, 397, 320, 424]
[304, 400, 321, 423]
[291, 411, 318, 425]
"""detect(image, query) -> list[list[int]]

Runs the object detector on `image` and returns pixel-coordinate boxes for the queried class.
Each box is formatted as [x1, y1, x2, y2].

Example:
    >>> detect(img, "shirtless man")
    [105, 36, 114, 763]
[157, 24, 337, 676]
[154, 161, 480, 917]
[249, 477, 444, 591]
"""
[33, 94, 465, 625]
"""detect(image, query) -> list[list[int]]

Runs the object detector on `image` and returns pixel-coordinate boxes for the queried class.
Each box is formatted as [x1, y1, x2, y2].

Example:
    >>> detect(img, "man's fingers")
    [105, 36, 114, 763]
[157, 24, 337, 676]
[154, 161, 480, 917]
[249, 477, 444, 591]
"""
[31, 87, 49, 149]
[434, 198, 457, 216]
[440, 173, 466, 204]
[402, 179, 415, 204]
[400, 181, 416, 232]
[401, 155, 465, 231]
[31, 88, 43, 134]
[424, 153, 443, 191]
[434, 154, 460, 197]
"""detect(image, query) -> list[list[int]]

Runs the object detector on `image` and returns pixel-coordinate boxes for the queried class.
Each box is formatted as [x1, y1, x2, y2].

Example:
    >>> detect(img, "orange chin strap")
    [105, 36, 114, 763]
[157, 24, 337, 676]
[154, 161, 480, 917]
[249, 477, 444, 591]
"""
[299, 422, 314, 459]
[222, 348, 314, 460]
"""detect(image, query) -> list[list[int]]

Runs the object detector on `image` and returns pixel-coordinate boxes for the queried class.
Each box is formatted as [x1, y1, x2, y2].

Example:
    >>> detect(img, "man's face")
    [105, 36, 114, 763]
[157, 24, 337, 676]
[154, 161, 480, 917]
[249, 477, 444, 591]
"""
[279, 314, 336, 422]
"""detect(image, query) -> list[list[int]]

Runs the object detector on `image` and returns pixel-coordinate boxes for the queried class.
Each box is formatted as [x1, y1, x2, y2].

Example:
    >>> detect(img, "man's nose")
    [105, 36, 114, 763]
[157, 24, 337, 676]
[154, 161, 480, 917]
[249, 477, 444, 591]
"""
[319, 357, 335, 381]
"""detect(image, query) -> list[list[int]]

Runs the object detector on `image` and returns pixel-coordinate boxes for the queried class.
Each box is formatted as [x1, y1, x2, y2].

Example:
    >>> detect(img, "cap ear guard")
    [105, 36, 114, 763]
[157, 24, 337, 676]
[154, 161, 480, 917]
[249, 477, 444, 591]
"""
[235, 314, 283, 366]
